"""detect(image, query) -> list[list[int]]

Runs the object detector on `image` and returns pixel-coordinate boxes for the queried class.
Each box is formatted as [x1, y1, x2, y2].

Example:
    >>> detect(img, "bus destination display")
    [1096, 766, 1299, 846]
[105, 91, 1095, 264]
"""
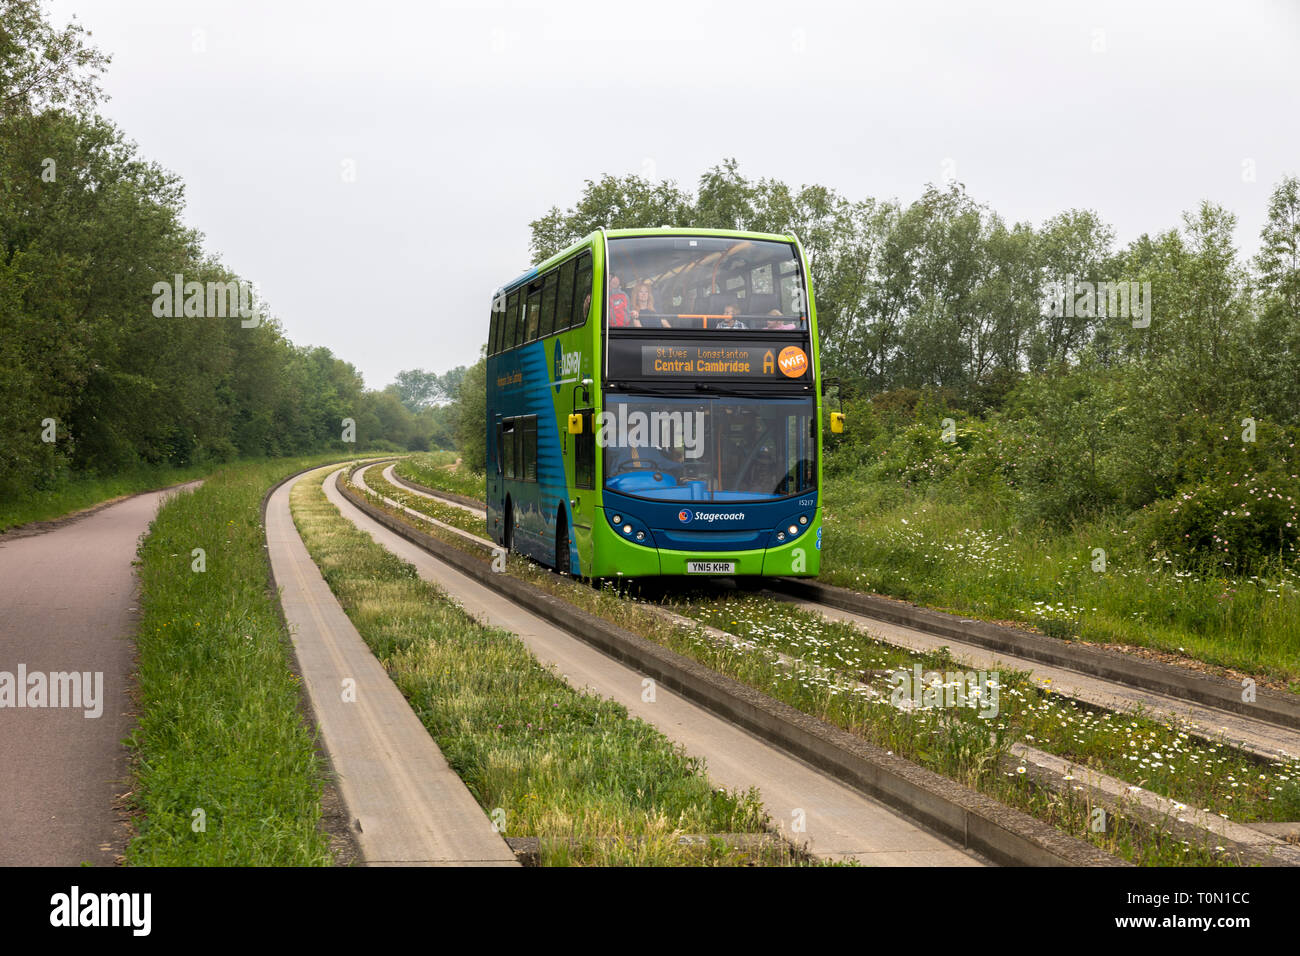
[612, 340, 810, 381]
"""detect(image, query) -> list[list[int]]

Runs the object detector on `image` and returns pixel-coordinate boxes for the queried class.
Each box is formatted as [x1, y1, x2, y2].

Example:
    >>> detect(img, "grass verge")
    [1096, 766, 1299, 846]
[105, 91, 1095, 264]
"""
[364, 464, 487, 539]
[394, 453, 487, 502]
[0, 461, 217, 533]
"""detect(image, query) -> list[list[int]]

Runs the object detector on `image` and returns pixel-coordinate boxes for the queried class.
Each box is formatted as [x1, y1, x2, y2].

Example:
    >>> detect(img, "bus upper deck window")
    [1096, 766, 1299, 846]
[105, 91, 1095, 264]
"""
[605, 235, 808, 330]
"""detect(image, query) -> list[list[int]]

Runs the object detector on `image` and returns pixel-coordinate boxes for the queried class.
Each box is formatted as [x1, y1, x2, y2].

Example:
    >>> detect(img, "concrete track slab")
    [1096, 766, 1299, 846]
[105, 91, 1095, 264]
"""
[266, 469, 517, 867]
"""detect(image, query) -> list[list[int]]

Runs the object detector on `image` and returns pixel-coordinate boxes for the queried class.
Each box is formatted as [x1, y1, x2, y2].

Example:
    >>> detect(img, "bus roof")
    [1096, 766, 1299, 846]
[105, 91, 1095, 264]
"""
[497, 227, 801, 296]
[602, 226, 796, 243]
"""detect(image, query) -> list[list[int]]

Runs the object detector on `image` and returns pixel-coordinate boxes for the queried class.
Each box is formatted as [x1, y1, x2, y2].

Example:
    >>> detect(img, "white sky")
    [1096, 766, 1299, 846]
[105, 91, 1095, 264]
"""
[47, 0, 1300, 388]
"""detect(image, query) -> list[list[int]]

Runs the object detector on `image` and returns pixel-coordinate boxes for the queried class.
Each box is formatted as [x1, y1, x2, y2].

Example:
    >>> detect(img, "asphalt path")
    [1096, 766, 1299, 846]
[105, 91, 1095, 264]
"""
[0, 484, 198, 865]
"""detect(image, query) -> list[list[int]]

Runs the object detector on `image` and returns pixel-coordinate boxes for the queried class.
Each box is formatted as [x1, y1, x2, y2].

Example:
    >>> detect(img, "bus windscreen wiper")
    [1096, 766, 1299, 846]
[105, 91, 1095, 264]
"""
[607, 381, 808, 400]
[693, 382, 789, 398]
[605, 382, 698, 398]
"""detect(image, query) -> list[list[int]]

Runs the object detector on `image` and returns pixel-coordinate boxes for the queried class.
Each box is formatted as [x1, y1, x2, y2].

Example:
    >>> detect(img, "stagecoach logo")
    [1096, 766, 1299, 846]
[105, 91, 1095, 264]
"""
[678, 510, 746, 524]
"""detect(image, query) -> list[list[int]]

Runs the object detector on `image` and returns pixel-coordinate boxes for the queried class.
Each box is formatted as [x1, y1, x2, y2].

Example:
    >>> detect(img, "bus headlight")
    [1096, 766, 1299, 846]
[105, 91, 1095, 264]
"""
[606, 508, 653, 548]
[771, 513, 815, 548]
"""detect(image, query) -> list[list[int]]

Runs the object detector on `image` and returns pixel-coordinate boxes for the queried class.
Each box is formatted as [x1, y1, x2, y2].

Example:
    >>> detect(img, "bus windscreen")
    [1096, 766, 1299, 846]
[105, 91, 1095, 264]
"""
[601, 394, 816, 502]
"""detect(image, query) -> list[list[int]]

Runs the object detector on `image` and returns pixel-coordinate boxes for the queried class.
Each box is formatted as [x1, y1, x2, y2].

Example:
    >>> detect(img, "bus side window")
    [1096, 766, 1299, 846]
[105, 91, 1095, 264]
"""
[574, 409, 594, 489]
[504, 292, 520, 350]
[494, 422, 504, 473]
[539, 271, 558, 339]
[554, 258, 576, 334]
[488, 299, 500, 355]
[572, 253, 592, 327]
[502, 420, 516, 479]
[525, 282, 542, 342]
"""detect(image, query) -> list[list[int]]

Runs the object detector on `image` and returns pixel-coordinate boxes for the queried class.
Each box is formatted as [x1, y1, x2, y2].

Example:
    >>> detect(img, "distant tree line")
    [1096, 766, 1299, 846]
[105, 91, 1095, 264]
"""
[0, 1, 443, 502]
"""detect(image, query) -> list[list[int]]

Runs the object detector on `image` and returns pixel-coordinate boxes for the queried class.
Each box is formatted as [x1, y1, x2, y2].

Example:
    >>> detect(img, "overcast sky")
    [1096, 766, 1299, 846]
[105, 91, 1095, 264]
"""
[47, 0, 1300, 389]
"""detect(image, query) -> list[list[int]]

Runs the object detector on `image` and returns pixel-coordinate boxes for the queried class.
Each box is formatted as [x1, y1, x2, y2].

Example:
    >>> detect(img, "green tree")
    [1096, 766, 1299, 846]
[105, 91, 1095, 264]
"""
[452, 352, 487, 471]
[0, 0, 108, 118]
[390, 368, 443, 411]
[529, 173, 693, 262]
[1029, 209, 1115, 371]
[1251, 175, 1300, 423]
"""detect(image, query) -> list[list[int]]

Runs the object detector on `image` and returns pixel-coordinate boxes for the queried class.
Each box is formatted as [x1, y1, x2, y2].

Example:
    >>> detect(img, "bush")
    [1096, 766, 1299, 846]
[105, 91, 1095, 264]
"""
[947, 418, 1025, 495]
[823, 397, 879, 478]
[828, 398, 1022, 505]
[1133, 464, 1299, 571]
[1003, 368, 1129, 527]
[868, 387, 925, 429]
[867, 420, 966, 486]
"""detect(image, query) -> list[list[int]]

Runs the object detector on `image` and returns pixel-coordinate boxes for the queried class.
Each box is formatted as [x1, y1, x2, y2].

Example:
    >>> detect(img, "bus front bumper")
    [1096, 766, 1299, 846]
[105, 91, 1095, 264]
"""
[589, 519, 821, 577]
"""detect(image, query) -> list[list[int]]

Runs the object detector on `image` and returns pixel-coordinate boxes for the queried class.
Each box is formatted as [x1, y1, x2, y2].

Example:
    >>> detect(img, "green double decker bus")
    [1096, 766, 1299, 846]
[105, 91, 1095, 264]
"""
[484, 228, 837, 579]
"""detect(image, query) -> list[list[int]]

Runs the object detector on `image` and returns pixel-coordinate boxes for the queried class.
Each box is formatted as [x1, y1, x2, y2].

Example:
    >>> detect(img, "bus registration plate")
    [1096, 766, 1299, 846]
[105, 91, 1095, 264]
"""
[686, 561, 736, 574]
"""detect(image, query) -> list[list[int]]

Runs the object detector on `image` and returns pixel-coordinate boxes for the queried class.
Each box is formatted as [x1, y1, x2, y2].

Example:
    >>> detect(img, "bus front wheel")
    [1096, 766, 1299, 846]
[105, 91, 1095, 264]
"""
[503, 498, 514, 552]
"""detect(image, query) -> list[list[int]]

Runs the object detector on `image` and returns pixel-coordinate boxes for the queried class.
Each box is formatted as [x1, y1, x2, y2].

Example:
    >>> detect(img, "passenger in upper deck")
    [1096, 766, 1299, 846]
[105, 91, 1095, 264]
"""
[608, 275, 631, 327]
[629, 280, 670, 329]
[765, 310, 797, 330]
[714, 303, 747, 330]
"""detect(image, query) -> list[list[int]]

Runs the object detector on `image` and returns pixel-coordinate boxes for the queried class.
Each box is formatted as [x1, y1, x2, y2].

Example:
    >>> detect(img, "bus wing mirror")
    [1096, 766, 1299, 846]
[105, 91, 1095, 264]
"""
[830, 411, 845, 434]
[568, 413, 583, 435]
